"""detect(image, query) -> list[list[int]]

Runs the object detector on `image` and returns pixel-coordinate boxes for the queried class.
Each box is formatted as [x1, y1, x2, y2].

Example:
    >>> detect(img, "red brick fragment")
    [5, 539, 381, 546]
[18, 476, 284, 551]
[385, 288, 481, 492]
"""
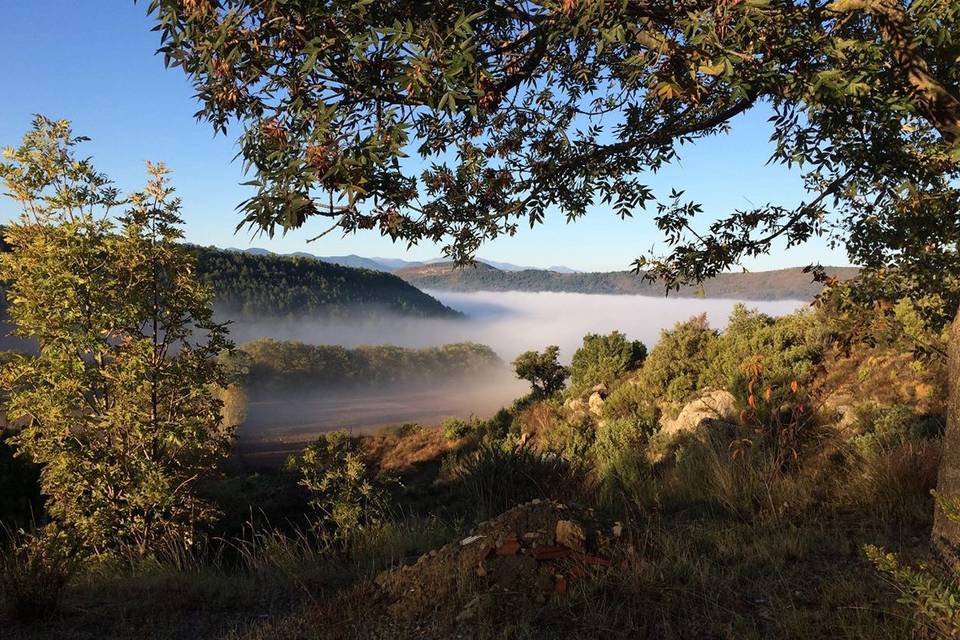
[554, 575, 568, 594]
[496, 536, 521, 556]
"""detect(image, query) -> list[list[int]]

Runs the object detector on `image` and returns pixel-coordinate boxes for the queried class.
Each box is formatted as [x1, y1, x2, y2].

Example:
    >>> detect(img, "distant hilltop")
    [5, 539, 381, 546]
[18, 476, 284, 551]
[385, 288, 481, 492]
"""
[191, 246, 460, 319]
[394, 262, 860, 301]
[226, 247, 579, 274]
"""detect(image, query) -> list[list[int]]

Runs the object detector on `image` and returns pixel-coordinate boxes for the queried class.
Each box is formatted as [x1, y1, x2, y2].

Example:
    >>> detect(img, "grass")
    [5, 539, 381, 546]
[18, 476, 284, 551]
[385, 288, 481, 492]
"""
[0, 396, 946, 639]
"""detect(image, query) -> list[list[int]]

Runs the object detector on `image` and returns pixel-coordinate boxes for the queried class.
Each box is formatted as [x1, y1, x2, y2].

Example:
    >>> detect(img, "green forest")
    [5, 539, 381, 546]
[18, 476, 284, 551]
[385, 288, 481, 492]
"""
[227, 339, 503, 390]
[192, 246, 458, 319]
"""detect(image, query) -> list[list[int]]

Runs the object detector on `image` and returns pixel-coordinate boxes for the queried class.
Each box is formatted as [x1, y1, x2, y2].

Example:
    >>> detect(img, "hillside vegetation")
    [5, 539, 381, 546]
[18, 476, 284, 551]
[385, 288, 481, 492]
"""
[397, 262, 860, 300]
[4, 297, 954, 639]
[226, 339, 503, 390]
[191, 246, 458, 319]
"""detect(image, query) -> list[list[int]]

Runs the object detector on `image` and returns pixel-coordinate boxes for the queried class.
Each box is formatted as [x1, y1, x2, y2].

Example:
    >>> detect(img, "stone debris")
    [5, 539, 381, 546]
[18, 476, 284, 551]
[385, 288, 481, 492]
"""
[374, 500, 621, 631]
[556, 519, 587, 552]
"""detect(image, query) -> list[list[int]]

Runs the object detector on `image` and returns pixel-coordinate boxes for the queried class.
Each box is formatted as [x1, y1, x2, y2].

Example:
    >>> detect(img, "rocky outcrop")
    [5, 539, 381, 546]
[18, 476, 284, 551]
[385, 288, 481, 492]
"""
[658, 388, 737, 437]
[588, 392, 605, 416]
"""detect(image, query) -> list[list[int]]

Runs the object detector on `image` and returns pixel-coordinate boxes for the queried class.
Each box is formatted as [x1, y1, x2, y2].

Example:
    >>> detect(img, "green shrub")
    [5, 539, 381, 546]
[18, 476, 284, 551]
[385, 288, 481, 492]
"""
[289, 431, 389, 542]
[512, 345, 568, 398]
[636, 314, 717, 405]
[866, 544, 960, 637]
[569, 331, 646, 392]
[849, 403, 943, 457]
[536, 412, 595, 461]
[454, 444, 584, 520]
[592, 418, 657, 518]
[441, 417, 473, 440]
[601, 381, 657, 426]
[0, 527, 79, 623]
[704, 305, 827, 397]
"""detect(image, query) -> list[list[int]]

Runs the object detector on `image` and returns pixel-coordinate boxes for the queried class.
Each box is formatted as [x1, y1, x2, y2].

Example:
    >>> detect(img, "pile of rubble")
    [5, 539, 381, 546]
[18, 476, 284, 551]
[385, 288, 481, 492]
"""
[373, 500, 624, 632]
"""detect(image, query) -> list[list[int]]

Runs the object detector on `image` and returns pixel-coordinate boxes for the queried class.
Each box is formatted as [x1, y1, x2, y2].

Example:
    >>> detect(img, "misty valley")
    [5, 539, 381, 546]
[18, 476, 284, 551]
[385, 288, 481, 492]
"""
[228, 291, 804, 469]
[5, 2, 960, 637]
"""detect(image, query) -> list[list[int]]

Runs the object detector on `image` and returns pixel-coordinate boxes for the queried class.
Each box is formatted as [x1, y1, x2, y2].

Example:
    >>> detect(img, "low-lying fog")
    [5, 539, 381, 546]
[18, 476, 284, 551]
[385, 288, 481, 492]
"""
[234, 291, 806, 466]
[231, 290, 806, 363]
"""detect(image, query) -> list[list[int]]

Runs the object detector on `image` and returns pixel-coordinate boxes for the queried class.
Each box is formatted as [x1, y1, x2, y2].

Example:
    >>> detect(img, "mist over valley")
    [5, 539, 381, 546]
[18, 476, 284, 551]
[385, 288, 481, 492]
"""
[230, 290, 806, 465]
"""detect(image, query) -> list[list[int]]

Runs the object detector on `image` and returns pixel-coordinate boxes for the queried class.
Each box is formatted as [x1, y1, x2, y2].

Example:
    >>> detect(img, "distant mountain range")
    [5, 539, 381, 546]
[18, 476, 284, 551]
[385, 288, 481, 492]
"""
[226, 248, 579, 274]
[394, 262, 860, 301]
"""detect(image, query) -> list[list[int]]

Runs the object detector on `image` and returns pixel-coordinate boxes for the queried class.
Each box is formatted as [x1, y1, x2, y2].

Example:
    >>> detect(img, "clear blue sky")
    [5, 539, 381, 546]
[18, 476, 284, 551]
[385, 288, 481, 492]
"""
[0, 0, 849, 272]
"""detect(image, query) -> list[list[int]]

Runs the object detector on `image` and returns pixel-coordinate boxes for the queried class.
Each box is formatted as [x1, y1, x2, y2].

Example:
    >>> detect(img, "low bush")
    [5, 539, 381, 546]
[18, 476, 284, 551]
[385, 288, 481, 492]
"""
[441, 417, 472, 440]
[0, 526, 79, 623]
[569, 331, 646, 393]
[288, 431, 389, 543]
[454, 444, 585, 520]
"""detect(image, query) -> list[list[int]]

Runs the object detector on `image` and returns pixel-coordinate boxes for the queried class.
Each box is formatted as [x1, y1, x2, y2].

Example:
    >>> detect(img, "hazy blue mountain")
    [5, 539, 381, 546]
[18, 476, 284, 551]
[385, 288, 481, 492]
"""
[227, 247, 577, 273]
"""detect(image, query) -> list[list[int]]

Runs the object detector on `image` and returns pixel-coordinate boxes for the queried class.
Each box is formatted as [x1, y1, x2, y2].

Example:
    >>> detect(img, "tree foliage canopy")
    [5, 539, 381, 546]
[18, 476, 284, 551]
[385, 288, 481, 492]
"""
[512, 345, 568, 397]
[148, 0, 960, 322]
[570, 330, 646, 391]
[0, 117, 231, 555]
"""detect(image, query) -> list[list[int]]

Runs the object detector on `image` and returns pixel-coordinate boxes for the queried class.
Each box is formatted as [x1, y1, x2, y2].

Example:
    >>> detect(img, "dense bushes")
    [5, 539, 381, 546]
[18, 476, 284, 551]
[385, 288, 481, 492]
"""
[569, 331, 646, 392]
[635, 314, 717, 407]
[288, 431, 389, 541]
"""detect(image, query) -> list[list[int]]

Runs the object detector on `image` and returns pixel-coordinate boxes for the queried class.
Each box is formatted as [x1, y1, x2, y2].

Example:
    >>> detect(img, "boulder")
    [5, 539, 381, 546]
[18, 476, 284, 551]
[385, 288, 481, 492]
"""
[658, 388, 737, 438]
[588, 392, 605, 416]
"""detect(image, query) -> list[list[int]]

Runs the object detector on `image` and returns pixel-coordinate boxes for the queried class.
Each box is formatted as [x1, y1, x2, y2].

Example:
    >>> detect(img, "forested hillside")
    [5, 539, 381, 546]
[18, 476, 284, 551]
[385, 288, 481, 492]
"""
[190, 246, 458, 319]
[397, 262, 860, 301]
[227, 338, 503, 390]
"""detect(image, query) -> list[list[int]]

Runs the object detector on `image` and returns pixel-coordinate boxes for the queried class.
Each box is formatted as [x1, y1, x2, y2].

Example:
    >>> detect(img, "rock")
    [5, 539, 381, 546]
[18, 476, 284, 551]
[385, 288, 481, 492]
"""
[611, 522, 623, 538]
[566, 398, 586, 413]
[460, 535, 484, 546]
[591, 383, 608, 394]
[556, 519, 586, 552]
[658, 388, 737, 437]
[588, 392, 605, 416]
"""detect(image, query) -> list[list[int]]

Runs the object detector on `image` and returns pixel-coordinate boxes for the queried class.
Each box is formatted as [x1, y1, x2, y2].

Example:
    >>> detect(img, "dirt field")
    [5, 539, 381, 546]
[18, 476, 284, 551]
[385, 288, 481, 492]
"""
[236, 377, 527, 467]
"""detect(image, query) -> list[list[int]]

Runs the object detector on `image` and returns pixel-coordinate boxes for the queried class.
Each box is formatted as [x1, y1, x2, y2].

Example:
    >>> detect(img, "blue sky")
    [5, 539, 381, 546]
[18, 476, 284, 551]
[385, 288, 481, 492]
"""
[0, 0, 849, 272]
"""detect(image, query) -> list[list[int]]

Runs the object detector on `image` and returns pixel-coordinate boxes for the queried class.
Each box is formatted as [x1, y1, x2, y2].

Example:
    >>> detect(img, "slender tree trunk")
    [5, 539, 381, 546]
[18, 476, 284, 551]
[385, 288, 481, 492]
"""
[933, 307, 960, 566]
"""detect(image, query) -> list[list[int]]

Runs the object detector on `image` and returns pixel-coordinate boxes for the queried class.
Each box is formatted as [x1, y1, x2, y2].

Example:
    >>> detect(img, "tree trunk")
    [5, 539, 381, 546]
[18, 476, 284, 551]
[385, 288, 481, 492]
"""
[933, 307, 960, 567]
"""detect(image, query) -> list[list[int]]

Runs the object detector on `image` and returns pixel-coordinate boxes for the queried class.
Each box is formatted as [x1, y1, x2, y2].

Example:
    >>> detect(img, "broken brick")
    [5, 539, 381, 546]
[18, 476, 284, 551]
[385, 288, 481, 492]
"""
[496, 536, 521, 556]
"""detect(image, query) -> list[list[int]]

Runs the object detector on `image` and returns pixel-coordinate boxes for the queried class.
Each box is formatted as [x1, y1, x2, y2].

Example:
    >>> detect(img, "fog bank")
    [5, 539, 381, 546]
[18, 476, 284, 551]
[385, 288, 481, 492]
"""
[228, 290, 807, 363]
[231, 291, 806, 466]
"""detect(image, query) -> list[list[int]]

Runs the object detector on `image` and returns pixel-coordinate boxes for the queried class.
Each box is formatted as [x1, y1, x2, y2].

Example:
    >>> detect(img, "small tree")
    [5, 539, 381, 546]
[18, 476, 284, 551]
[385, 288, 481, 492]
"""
[0, 117, 232, 555]
[512, 345, 568, 398]
[570, 331, 646, 392]
[290, 430, 387, 541]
